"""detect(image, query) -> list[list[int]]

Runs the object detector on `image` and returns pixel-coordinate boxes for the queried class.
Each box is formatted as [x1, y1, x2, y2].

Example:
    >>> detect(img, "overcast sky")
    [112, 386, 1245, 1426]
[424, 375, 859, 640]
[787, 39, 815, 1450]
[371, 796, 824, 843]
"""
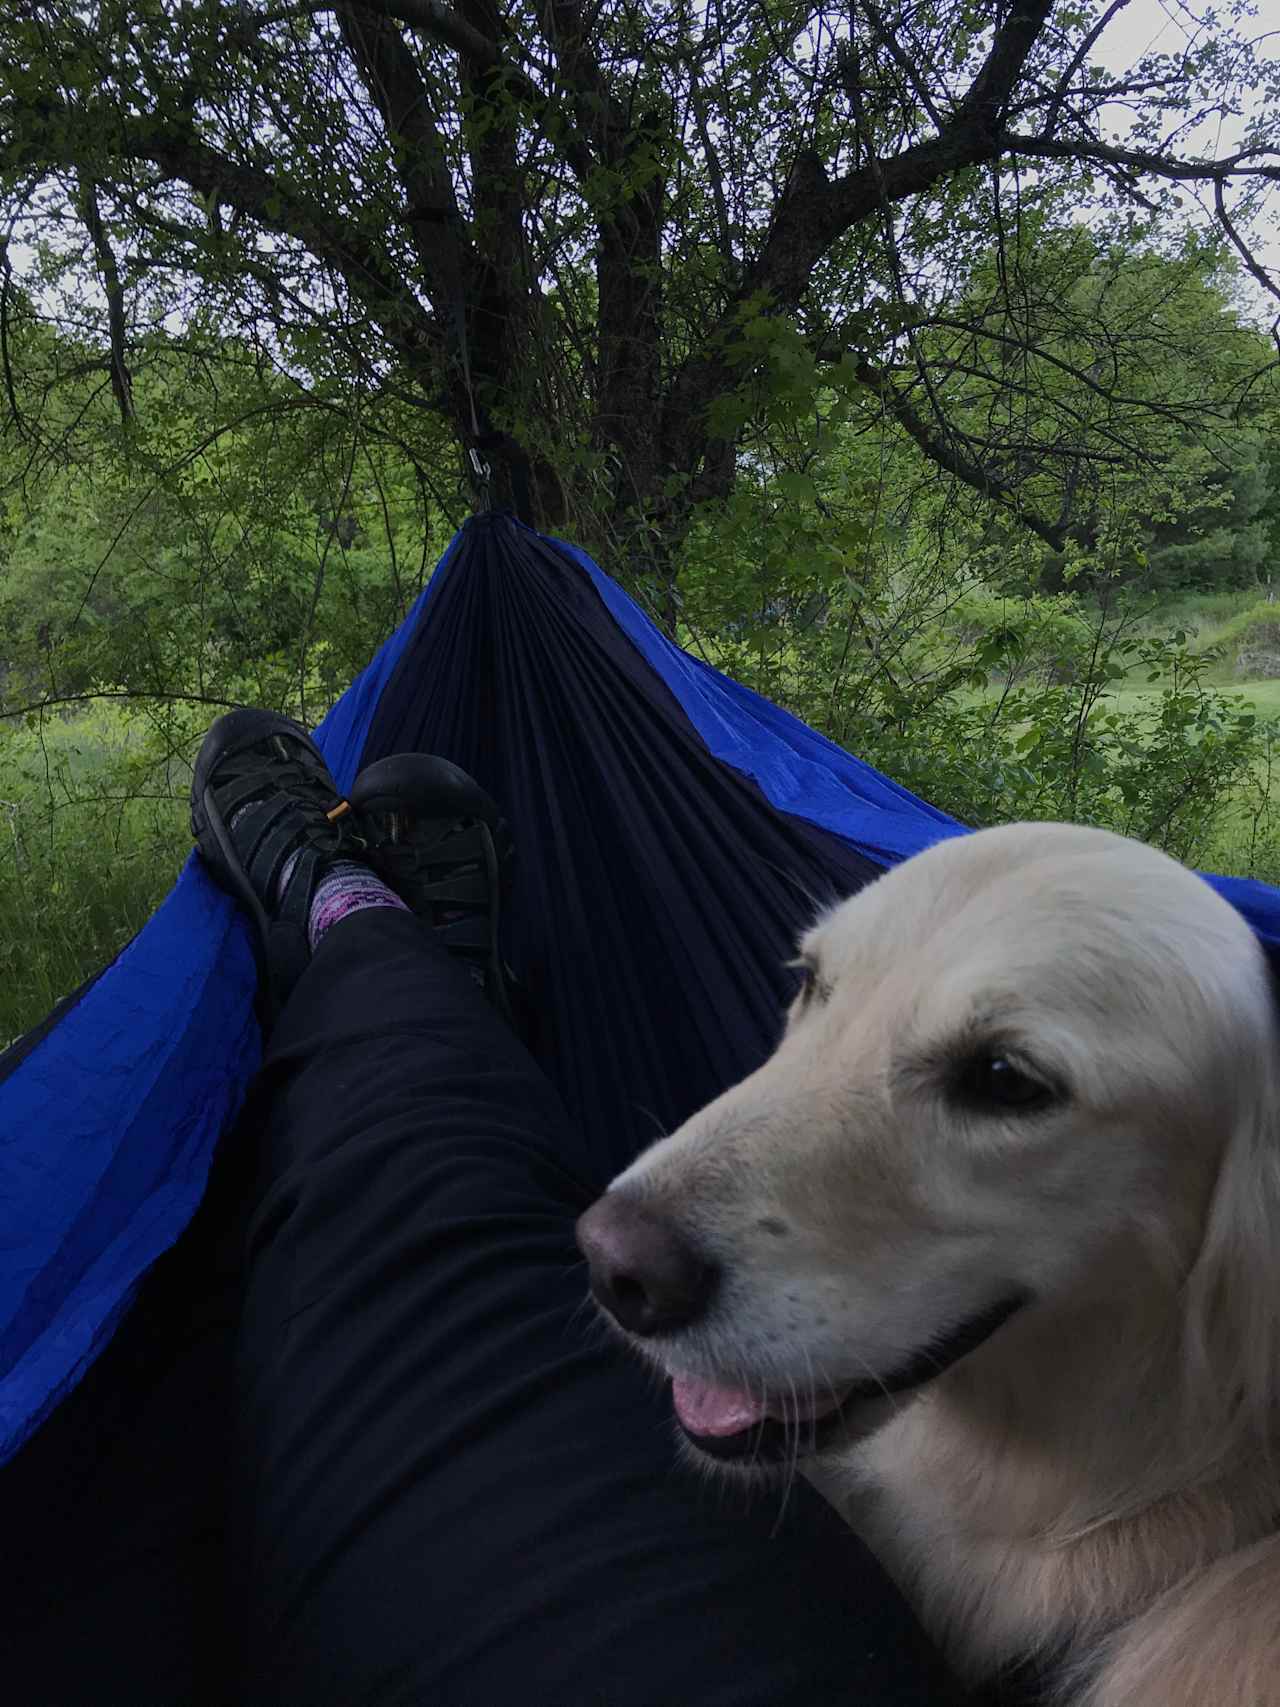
[1089, 0, 1278, 311]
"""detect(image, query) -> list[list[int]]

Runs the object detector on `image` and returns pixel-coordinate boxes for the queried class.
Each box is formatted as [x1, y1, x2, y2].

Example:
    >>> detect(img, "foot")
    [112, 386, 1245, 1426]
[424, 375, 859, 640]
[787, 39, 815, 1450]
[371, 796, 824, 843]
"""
[348, 754, 518, 1027]
[191, 710, 520, 1029]
[190, 708, 361, 1018]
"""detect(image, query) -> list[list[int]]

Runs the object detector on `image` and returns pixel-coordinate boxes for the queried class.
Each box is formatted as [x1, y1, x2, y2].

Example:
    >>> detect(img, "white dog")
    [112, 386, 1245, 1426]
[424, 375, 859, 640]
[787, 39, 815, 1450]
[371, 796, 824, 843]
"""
[578, 822, 1280, 1706]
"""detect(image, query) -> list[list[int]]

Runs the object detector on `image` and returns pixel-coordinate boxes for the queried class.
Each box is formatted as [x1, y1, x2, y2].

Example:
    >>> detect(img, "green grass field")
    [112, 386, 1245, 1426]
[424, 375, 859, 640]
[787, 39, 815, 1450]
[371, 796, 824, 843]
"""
[1101, 678, 1280, 718]
[1219, 680, 1280, 715]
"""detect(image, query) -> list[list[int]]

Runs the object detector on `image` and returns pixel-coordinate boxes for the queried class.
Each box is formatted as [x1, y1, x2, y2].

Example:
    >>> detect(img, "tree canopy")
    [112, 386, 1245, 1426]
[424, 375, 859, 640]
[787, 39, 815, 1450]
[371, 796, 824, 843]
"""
[3, 0, 1278, 613]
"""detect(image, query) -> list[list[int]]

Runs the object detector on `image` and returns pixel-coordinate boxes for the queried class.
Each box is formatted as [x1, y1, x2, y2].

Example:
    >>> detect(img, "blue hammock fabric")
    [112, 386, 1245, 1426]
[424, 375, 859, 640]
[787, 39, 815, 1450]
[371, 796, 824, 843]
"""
[4, 511, 1280, 1470]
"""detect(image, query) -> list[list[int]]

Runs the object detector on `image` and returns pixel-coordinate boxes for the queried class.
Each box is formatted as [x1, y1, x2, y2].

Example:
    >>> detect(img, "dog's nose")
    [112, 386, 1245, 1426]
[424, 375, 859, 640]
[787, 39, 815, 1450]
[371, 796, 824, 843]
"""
[576, 1194, 717, 1336]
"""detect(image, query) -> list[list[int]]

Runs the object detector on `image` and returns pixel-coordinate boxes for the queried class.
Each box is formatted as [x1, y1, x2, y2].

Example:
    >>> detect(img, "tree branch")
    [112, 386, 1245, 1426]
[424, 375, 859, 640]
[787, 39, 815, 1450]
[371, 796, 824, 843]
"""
[336, 6, 467, 299]
[0, 236, 28, 441]
[0, 690, 243, 722]
[853, 0, 946, 132]
[76, 175, 134, 423]
[855, 358, 1067, 551]
[663, 1, 1057, 479]
[231, 0, 599, 180]
[1215, 177, 1280, 303]
[1001, 131, 1280, 184]
[746, 2, 1057, 311]
[6, 99, 443, 378]
[1042, 0, 1133, 138]
[242, 0, 500, 62]
[949, 0, 1058, 133]
[689, 66, 733, 261]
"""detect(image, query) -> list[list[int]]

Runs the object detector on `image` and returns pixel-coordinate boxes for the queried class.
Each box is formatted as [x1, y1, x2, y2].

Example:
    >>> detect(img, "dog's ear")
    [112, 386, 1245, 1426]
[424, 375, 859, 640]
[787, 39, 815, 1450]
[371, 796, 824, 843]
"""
[1181, 1041, 1280, 1478]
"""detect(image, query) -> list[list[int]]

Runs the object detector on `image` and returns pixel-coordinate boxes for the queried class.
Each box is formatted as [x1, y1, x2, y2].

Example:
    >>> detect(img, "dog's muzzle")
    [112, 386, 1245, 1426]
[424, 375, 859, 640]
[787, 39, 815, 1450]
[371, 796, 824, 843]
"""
[576, 1192, 1027, 1464]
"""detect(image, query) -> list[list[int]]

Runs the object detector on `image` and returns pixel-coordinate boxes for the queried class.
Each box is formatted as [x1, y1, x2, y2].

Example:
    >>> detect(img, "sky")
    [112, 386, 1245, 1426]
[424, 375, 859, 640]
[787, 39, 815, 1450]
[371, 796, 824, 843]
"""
[1087, 0, 1279, 317]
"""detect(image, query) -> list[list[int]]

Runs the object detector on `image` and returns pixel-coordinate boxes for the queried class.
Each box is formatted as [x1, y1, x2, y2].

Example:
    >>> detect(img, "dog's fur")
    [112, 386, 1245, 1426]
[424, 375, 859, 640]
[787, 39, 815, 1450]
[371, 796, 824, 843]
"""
[602, 823, 1280, 1705]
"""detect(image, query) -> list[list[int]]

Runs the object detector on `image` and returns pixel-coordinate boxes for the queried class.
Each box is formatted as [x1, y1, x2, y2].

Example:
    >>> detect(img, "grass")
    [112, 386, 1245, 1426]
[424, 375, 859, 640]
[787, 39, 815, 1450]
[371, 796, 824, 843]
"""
[0, 807, 187, 1046]
[1224, 679, 1280, 715]
[1100, 679, 1280, 719]
[0, 706, 189, 1047]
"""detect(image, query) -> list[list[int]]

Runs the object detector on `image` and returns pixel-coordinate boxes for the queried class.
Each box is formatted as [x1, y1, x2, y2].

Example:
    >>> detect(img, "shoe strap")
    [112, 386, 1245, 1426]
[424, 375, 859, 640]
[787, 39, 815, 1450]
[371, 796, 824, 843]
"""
[234, 795, 327, 905]
[276, 842, 326, 936]
[377, 859, 488, 910]
[212, 769, 280, 823]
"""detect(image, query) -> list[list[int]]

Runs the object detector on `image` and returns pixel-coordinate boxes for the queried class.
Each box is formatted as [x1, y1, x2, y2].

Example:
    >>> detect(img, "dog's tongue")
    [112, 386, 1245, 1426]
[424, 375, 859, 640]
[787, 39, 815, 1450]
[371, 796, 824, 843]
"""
[672, 1374, 852, 1437]
[671, 1374, 770, 1437]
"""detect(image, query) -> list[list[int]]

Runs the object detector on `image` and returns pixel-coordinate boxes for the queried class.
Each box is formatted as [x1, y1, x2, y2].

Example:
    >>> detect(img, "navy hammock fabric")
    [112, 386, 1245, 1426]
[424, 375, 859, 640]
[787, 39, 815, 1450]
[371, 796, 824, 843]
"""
[4, 510, 1280, 1467]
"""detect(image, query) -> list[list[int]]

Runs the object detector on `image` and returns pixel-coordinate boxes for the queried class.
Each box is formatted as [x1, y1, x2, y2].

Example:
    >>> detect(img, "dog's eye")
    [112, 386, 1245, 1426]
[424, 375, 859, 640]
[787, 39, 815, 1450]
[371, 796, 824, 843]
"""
[789, 957, 821, 1007]
[953, 1053, 1055, 1114]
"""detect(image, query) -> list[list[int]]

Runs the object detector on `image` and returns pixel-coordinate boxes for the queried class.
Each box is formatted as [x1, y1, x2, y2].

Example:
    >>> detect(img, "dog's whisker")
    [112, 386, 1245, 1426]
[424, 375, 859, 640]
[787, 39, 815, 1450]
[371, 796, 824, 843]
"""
[626, 1101, 670, 1144]
[804, 1344, 826, 1456]
[770, 1372, 800, 1536]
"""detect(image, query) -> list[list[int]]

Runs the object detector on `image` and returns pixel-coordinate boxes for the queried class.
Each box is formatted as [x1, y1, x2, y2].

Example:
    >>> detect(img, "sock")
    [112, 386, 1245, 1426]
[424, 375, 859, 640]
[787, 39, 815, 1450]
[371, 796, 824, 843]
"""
[230, 806, 409, 950]
[303, 859, 409, 949]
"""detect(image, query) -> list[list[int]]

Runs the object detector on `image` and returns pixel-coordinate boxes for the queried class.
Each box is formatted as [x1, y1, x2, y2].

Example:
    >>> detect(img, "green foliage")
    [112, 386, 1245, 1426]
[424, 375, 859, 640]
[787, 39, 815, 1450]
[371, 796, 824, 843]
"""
[823, 598, 1268, 869]
[4, 228, 1280, 1035]
[944, 590, 1093, 685]
[681, 456, 1280, 879]
[0, 325, 455, 727]
[0, 704, 188, 1046]
[0, 330, 465, 1038]
[1140, 440, 1273, 591]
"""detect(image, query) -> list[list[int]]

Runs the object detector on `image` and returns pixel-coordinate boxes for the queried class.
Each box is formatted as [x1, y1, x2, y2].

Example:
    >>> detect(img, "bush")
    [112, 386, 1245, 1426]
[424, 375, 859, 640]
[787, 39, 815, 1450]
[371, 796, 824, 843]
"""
[761, 582, 1280, 874]
[1200, 603, 1280, 681]
[943, 591, 1093, 685]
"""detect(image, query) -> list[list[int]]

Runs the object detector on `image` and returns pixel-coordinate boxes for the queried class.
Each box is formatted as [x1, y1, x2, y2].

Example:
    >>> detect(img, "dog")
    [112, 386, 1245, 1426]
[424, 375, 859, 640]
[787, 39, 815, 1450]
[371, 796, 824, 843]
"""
[577, 822, 1280, 1706]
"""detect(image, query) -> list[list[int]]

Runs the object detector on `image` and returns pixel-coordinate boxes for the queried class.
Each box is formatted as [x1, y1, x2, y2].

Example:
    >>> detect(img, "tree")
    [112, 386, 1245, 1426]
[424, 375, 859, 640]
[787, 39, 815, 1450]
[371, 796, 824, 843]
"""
[1138, 436, 1273, 591]
[2, 0, 1278, 624]
[912, 226, 1280, 593]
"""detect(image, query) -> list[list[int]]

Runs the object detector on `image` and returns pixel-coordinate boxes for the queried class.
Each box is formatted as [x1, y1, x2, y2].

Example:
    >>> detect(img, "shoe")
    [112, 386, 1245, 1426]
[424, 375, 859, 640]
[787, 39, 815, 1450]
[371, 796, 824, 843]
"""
[348, 753, 518, 1027]
[190, 708, 359, 1020]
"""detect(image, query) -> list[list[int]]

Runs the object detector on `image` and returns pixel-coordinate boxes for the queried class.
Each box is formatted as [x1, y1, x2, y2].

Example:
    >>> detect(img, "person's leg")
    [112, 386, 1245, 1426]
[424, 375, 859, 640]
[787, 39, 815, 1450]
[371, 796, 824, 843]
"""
[230, 903, 967, 1707]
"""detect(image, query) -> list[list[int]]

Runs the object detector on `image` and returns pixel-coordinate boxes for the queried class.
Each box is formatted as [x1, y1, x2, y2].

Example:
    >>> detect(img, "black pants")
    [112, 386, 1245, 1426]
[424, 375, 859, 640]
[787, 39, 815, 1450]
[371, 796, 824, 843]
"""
[2, 908, 966, 1706]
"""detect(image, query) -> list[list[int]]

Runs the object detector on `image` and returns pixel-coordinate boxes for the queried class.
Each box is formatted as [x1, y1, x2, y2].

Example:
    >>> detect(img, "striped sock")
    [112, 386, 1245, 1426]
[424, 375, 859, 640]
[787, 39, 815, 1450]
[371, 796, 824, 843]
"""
[304, 859, 409, 949]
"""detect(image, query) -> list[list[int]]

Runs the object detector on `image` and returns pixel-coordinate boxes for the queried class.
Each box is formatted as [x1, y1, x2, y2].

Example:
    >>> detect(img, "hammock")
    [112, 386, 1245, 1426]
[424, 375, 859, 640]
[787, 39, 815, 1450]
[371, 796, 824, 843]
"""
[3, 511, 1280, 1468]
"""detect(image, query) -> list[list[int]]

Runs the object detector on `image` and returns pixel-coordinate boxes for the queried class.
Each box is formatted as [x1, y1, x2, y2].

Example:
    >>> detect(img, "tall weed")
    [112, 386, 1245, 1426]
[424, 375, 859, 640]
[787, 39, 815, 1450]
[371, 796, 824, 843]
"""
[0, 705, 187, 1045]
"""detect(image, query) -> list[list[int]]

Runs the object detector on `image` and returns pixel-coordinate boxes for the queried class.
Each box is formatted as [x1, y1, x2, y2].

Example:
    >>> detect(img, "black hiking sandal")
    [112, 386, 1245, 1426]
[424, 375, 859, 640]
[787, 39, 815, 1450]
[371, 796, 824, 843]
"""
[191, 708, 362, 1024]
[348, 753, 520, 1030]
[192, 710, 522, 1032]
